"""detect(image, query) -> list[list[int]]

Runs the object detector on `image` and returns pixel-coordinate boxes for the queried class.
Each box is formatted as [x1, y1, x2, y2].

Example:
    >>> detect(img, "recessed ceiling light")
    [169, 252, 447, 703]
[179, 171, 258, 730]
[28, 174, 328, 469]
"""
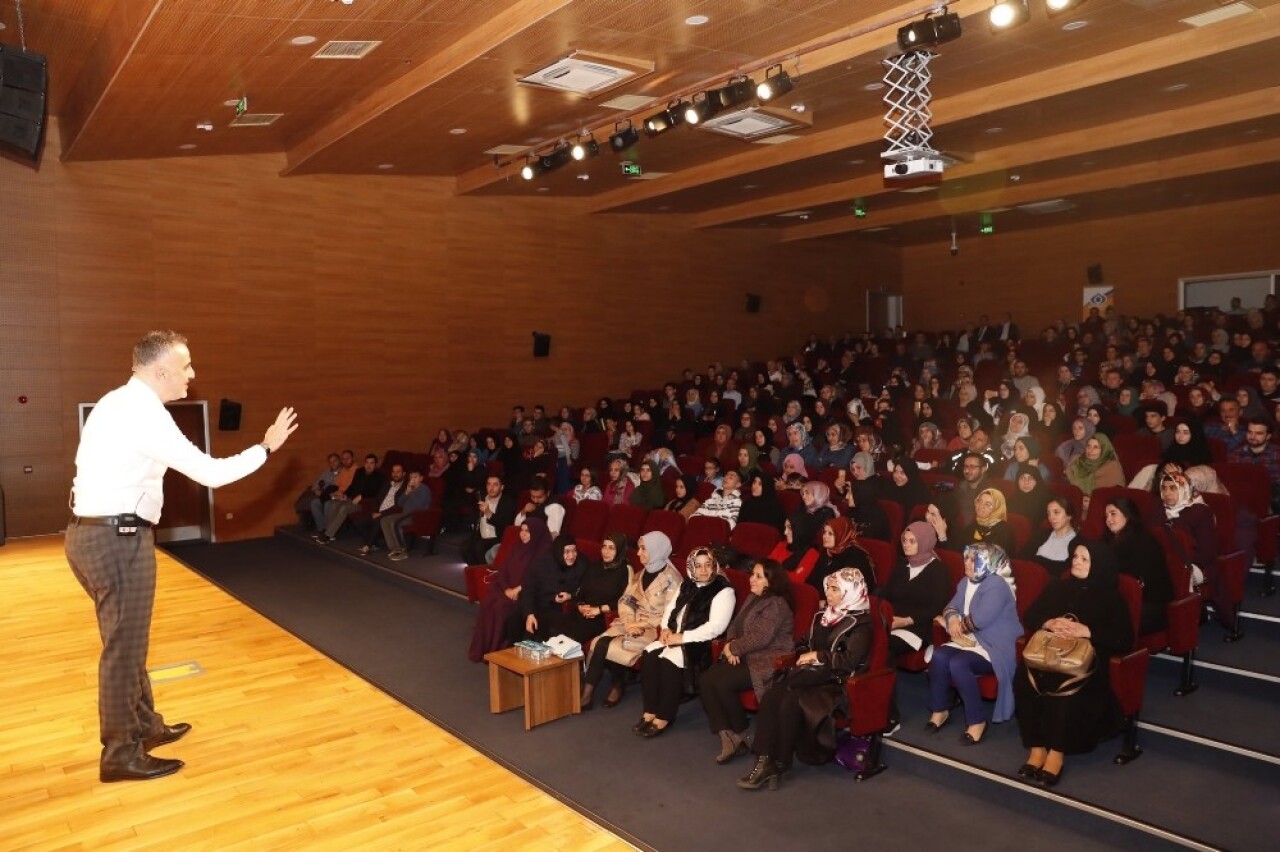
[685, 15, 709, 26]
[1009, 173, 1021, 182]
[1061, 20, 1088, 31]
[861, 82, 885, 91]
[985, 126, 1004, 134]
[377, 163, 394, 170]
[790, 103, 806, 113]
[222, 99, 240, 107]
[178, 143, 197, 150]
[1244, 128, 1260, 135]
[449, 128, 467, 135]
[576, 174, 590, 181]
[196, 122, 214, 132]
[1164, 83, 1189, 92]
[742, 184, 759, 190]
[849, 158, 865, 165]
[537, 187, 550, 192]
[658, 205, 670, 211]
[290, 35, 317, 46]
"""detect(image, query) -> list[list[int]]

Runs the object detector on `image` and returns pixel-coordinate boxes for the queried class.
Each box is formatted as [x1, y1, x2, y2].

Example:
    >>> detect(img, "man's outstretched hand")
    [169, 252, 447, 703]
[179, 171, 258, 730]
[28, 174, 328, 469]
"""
[263, 407, 299, 451]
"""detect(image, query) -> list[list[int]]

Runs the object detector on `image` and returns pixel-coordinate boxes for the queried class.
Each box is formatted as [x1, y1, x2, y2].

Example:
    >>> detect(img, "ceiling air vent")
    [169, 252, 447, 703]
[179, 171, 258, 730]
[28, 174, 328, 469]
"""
[698, 106, 811, 141]
[1180, 2, 1254, 27]
[230, 113, 283, 127]
[484, 144, 528, 156]
[519, 51, 654, 98]
[312, 40, 382, 60]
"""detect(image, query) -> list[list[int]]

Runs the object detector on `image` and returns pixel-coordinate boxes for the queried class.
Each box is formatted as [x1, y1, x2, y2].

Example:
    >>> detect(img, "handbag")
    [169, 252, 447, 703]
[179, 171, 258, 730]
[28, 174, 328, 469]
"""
[1022, 614, 1096, 697]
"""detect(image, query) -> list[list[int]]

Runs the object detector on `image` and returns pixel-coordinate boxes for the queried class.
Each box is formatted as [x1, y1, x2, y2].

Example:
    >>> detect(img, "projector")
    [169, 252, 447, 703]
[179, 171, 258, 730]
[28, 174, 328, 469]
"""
[884, 157, 944, 180]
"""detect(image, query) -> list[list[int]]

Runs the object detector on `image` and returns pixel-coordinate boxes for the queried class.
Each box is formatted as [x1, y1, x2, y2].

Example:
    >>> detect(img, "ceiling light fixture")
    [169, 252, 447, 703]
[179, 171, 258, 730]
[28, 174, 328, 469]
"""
[688, 76, 755, 124]
[520, 157, 541, 180]
[643, 101, 686, 137]
[609, 120, 640, 152]
[988, 1, 1030, 30]
[570, 134, 599, 160]
[538, 143, 574, 173]
[1061, 20, 1089, 30]
[897, 10, 962, 51]
[685, 14, 709, 26]
[1045, 0, 1086, 16]
[756, 65, 794, 101]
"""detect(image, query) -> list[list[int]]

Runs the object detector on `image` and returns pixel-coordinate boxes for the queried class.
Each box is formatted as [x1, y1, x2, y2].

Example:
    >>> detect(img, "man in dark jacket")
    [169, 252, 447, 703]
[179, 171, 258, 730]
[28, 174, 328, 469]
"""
[315, 453, 385, 543]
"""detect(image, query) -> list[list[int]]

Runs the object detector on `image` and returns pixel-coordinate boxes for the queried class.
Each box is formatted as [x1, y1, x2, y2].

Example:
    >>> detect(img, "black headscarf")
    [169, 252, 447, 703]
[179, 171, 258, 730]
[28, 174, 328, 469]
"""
[884, 458, 930, 514]
[602, 532, 630, 572]
[1023, 539, 1132, 658]
[737, 470, 787, 532]
[1162, 420, 1213, 468]
[1008, 466, 1052, 522]
[666, 474, 700, 512]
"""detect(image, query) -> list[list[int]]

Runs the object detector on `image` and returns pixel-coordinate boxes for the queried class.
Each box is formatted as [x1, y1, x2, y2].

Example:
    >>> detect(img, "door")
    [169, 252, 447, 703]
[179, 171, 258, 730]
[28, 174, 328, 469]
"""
[867, 291, 903, 334]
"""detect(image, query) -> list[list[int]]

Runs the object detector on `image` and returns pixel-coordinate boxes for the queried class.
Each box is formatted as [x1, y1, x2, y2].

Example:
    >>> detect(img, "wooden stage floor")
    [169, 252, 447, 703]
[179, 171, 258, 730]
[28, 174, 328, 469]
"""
[0, 536, 629, 851]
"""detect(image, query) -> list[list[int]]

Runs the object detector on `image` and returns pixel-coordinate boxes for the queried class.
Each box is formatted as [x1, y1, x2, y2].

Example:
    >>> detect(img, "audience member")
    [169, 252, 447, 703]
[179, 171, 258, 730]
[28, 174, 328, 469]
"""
[513, 476, 565, 537]
[1027, 496, 1079, 577]
[353, 462, 406, 554]
[808, 517, 876, 593]
[519, 535, 586, 641]
[562, 533, 631, 648]
[467, 518, 553, 662]
[1101, 497, 1173, 633]
[298, 452, 343, 531]
[572, 467, 603, 503]
[737, 471, 787, 533]
[314, 453, 386, 544]
[462, 474, 517, 565]
[603, 458, 637, 505]
[693, 470, 744, 528]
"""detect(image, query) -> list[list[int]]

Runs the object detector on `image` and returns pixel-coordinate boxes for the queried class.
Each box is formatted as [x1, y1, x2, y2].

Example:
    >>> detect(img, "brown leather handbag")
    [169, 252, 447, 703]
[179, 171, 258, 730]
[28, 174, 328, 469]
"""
[1022, 615, 1096, 697]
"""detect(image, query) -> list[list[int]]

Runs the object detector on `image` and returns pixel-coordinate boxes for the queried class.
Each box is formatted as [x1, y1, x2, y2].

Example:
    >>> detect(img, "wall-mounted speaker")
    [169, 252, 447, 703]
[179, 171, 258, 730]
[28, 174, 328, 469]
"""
[218, 399, 242, 432]
[532, 333, 551, 358]
[746, 293, 762, 314]
[1086, 264, 1104, 285]
[0, 45, 48, 161]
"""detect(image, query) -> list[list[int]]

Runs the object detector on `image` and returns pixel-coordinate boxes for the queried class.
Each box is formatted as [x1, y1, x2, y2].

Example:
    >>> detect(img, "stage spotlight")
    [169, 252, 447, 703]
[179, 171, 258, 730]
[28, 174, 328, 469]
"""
[643, 101, 686, 137]
[539, 144, 573, 172]
[1045, 0, 1085, 16]
[757, 66, 794, 101]
[687, 77, 756, 124]
[897, 10, 962, 52]
[609, 120, 640, 152]
[520, 157, 541, 180]
[570, 135, 599, 160]
[684, 93, 714, 125]
[988, 0, 1030, 29]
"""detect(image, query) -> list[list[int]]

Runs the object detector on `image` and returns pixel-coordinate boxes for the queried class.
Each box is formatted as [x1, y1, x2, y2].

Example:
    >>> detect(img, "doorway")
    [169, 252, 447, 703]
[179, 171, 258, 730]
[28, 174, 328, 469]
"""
[867, 291, 903, 334]
[76, 400, 213, 543]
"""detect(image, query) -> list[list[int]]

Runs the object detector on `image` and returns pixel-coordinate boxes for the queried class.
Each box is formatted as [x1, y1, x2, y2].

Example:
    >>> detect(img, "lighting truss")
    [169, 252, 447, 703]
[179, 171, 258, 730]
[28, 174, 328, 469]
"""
[881, 50, 937, 163]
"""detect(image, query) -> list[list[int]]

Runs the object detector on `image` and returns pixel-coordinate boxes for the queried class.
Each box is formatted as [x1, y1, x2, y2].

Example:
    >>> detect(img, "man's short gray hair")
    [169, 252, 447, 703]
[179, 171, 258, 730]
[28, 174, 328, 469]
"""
[133, 330, 188, 369]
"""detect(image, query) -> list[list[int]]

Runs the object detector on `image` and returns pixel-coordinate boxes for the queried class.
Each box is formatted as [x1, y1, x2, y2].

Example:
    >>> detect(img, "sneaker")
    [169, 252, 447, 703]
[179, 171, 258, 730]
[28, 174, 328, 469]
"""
[359, 545, 374, 555]
[314, 534, 331, 545]
[389, 550, 409, 562]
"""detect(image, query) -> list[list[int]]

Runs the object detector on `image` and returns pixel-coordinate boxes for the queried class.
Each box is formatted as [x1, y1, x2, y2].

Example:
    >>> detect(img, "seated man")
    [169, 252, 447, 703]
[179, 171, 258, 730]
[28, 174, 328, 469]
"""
[355, 463, 406, 555]
[462, 474, 517, 565]
[315, 453, 385, 544]
[1229, 417, 1280, 513]
[514, 475, 566, 537]
[700, 457, 725, 490]
[296, 452, 341, 530]
[307, 449, 355, 532]
[1138, 404, 1175, 452]
[1204, 397, 1246, 455]
[693, 470, 743, 528]
[386, 470, 434, 561]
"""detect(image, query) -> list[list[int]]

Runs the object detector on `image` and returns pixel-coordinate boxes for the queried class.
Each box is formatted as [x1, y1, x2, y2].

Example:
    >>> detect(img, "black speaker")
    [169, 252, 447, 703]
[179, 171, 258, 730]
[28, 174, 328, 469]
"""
[1086, 264, 1104, 285]
[0, 44, 48, 161]
[218, 399, 242, 432]
[532, 333, 551, 358]
[746, 293, 762, 314]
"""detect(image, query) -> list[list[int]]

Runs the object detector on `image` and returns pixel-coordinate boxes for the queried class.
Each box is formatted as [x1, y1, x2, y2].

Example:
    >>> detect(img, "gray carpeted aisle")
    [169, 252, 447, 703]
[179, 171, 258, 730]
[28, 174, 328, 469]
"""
[164, 535, 1275, 851]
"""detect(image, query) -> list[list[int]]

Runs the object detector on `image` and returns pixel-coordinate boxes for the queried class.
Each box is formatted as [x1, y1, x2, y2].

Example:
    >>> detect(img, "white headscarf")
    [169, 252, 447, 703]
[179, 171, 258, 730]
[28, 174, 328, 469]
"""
[821, 567, 870, 626]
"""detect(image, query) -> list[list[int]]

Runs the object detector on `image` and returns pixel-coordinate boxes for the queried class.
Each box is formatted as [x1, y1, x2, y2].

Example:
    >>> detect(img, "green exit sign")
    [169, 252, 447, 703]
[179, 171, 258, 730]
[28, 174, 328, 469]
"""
[621, 162, 643, 176]
[980, 224, 994, 235]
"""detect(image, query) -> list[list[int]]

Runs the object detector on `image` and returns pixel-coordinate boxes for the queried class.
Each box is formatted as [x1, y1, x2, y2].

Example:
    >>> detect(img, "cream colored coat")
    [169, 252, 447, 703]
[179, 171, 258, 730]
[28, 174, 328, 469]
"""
[591, 564, 682, 666]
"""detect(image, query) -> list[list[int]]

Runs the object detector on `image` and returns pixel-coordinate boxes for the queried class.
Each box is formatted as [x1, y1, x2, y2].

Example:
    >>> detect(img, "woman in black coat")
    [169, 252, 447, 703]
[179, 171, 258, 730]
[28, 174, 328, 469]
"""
[517, 534, 586, 641]
[1014, 539, 1134, 787]
[1102, 497, 1174, 634]
[882, 456, 931, 518]
[561, 533, 632, 647]
[790, 481, 837, 553]
[808, 517, 877, 594]
[738, 567, 873, 790]
[737, 470, 787, 533]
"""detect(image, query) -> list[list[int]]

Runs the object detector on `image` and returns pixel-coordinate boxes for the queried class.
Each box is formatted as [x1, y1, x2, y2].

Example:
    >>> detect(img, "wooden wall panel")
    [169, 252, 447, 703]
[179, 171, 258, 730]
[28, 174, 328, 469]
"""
[900, 195, 1280, 335]
[0, 122, 885, 539]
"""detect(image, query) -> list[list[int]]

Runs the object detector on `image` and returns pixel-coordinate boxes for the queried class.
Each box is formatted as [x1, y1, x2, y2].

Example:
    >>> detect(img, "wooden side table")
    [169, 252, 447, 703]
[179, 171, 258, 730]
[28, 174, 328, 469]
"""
[484, 647, 581, 730]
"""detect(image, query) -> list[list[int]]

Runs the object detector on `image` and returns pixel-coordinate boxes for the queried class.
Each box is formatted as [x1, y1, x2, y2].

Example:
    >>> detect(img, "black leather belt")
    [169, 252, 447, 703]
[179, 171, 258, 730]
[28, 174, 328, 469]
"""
[70, 515, 154, 528]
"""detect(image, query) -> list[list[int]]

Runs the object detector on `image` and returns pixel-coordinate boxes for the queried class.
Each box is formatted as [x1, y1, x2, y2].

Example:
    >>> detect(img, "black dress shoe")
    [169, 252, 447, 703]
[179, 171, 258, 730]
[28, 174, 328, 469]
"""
[924, 711, 950, 733]
[632, 717, 652, 734]
[144, 722, 192, 750]
[602, 684, 625, 708]
[100, 754, 184, 783]
[1017, 763, 1040, 780]
[1037, 767, 1062, 788]
[639, 721, 669, 739]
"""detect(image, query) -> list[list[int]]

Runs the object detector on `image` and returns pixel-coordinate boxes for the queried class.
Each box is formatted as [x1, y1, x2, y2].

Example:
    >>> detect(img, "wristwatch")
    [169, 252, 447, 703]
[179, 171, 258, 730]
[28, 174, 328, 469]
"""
[260, 443, 272, 456]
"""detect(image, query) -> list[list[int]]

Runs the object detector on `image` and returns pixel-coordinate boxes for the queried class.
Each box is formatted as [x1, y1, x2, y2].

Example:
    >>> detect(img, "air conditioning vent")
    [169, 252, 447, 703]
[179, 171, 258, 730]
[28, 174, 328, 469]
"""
[229, 113, 283, 127]
[1017, 198, 1076, 215]
[1180, 2, 1254, 27]
[484, 144, 527, 156]
[698, 106, 810, 141]
[312, 40, 382, 60]
[519, 51, 654, 98]
[601, 94, 655, 110]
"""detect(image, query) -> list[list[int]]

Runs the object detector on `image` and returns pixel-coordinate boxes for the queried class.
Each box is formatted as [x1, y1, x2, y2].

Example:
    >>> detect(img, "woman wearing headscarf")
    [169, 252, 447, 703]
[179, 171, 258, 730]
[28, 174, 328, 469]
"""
[1002, 435, 1051, 482]
[832, 465, 890, 542]
[1151, 467, 1232, 633]
[807, 516, 876, 594]
[699, 558, 795, 764]
[1023, 385, 1047, 420]
[580, 531, 683, 709]
[926, 542, 1021, 746]
[850, 451, 878, 482]
[783, 421, 820, 471]
[1039, 401, 1068, 443]
[1054, 417, 1096, 469]
[817, 423, 855, 470]
[738, 470, 787, 533]
[1102, 497, 1173, 634]
[1235, 385, 1268, 421]
[776, 452, 810, 490]
[854, 426, 887, 468]
[1014, 540, 1133, 786]
[951, 487, 1016, 556]
[467, 518, 553, 662]
[881, 522, 952, 727]
[629, 459, 667, 510]
[496, 434, 522, 483]
[664, 474, 702, 519]
[753, 426, 782, 468]
[427, 447, 452, 480]
[999, 412, 1033, 461]
[633, 547, 736, 737]
[1008, 467, 1053, 523]
[738, 568, 872, 790]
[552, 422, 579, 494]
[883, 456, 931, 517]
[1115, 387, 1141, 418]
[912, 421, 947, 455]
[724, 438, 756, 476]
[1066, 433, 1125, 500]
[519, 534, 586, 641]
[769, 516, 823, 581]
[790, 481, 837, 554]
[1075, 385, 1102, 417]
[562, 533, 631, 649]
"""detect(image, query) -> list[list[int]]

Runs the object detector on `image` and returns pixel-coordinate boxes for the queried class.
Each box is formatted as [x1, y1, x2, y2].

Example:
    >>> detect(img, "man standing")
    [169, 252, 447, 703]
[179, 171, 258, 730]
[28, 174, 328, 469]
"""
[67, 330, 297, 783]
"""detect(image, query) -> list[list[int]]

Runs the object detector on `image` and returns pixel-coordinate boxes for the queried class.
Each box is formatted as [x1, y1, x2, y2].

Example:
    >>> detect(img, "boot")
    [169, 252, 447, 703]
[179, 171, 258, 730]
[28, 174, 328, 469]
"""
[579, 684, 596, 711]
[716, 730, 748, 764]
[737, 754, 782, 790]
